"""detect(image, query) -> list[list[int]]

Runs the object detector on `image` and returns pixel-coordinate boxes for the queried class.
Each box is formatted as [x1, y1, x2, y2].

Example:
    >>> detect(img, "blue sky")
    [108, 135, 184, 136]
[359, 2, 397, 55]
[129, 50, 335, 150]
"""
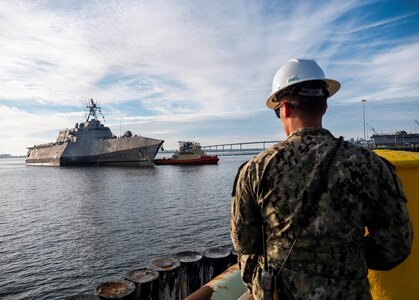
[1, 0, 419, 155]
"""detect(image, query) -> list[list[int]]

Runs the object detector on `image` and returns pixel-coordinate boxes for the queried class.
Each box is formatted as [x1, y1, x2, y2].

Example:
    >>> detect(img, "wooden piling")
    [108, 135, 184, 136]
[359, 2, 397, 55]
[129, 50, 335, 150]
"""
[203, 247, 231, 283]
[125, 268, 159, 300]
[174, 251, 203, 298]
[148, 258, 180, 300]
[95, 280, 135, 300]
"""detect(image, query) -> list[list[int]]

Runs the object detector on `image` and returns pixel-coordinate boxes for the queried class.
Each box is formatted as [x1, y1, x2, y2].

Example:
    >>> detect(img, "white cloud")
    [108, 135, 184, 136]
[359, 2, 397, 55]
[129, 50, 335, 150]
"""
[0, 104, 85, 154]
[0, 0, 418, 154]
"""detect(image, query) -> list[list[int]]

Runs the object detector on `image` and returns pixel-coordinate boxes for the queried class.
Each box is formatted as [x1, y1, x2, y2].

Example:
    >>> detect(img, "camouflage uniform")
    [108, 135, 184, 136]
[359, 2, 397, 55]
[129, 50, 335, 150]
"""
[230, 128, 412, 300]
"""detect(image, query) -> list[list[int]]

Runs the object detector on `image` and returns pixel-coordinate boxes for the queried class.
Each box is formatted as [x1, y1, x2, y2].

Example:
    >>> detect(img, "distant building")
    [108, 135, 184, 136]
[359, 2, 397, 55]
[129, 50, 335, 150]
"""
[371, 131, 419, 147]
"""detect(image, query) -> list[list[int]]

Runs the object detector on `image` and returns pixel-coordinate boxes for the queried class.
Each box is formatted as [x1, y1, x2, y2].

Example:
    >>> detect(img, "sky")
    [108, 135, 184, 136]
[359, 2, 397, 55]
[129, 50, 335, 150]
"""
[1, 0, 419, 155]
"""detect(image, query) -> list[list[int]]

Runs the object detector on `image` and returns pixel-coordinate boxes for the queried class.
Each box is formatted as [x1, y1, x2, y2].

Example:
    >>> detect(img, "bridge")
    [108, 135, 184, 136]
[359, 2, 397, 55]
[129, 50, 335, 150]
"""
[202, 140, 279, 156]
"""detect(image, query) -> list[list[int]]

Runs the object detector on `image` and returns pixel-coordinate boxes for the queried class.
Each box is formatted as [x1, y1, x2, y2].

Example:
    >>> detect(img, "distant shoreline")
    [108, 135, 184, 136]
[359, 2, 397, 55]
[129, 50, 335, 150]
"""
[0, 154, 26, 158]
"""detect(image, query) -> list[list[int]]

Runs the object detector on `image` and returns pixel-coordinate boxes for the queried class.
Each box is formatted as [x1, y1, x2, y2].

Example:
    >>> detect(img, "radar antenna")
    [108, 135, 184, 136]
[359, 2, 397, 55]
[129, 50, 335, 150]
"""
[97, 106, 106, 123]
[86, 99, 102, 122]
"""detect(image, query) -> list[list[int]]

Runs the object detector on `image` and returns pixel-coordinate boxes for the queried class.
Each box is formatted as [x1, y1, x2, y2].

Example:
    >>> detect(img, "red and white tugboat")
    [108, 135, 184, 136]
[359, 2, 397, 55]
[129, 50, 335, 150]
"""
[154, 141, 219, 165]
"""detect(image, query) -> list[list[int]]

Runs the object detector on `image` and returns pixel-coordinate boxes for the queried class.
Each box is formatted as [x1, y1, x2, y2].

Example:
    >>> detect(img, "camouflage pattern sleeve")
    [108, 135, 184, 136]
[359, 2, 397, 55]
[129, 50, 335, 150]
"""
[230, 161, 263, 254]
[230, 160, 263, 293]
[238, 254, 259, 292]
[365, 156, 413, 270]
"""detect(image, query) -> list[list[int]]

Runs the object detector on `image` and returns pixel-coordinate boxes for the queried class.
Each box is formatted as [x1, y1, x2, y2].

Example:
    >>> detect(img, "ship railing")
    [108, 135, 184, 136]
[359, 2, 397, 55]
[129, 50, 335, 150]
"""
[30, 142, 56, 149]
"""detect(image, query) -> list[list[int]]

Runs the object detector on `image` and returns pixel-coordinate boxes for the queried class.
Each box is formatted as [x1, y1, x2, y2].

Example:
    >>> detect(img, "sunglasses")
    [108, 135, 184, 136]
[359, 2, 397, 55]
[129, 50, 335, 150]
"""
[274, 102, 296, 119]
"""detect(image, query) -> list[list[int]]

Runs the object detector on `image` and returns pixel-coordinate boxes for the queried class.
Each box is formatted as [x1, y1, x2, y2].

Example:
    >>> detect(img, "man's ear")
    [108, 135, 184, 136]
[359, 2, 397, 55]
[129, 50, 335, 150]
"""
[283, 102, 292, 118]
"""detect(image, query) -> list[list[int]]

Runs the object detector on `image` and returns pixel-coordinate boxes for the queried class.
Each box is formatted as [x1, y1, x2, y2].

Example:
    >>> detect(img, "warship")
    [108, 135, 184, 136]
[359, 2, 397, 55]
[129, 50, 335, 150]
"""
[26, 99, 164, 166]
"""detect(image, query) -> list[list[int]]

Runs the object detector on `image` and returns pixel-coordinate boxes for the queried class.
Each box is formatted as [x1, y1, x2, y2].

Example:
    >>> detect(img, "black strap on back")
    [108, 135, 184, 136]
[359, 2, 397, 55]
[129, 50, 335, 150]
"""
[299, 136, 344, 230]
[267, 136, 344, 275]
[260, 136, 344, 300]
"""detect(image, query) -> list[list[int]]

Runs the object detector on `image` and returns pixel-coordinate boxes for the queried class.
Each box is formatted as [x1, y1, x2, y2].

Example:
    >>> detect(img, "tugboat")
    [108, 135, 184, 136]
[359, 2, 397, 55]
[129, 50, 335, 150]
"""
[26, 99, 164, 166]
[154, 141, 219, 165]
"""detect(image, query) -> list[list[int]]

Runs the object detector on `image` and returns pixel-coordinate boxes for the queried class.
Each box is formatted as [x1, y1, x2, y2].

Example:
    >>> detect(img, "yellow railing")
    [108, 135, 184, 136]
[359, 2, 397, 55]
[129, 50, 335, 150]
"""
[369, 150, 419, 299]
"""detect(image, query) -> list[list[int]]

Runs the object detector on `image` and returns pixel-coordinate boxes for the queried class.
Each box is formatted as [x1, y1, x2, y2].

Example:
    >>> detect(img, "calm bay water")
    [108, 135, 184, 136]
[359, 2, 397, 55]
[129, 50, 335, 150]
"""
[0, 155, 251, 300]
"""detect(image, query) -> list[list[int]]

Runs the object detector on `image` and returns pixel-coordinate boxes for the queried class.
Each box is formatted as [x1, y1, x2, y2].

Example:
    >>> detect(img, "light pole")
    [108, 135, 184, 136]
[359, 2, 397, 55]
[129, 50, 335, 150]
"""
[362, 99, 367, 142]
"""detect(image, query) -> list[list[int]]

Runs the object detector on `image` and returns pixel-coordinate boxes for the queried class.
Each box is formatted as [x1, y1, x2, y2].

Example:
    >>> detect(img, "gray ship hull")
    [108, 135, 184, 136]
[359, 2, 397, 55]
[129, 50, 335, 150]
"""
[26, 136, 163, 167]
[26, 99, 164, 167]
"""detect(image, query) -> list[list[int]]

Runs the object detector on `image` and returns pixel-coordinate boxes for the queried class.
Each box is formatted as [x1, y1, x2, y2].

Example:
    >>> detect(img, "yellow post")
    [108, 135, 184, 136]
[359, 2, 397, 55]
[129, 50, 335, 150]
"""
[369, 150, 419, 299]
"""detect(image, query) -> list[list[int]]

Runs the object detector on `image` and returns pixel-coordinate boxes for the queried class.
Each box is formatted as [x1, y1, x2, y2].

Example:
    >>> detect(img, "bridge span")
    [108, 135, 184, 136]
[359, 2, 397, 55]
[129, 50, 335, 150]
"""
[201, 140, 279, 156]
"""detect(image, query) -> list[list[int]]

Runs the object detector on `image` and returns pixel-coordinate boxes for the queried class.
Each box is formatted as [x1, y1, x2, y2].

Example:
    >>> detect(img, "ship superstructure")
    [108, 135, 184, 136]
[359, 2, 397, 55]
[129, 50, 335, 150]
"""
[26, 99, 164, 166]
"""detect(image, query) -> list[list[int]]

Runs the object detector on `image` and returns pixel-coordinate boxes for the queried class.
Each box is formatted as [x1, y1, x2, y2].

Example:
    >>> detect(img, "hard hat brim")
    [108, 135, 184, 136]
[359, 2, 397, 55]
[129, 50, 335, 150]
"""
[266, 78, 341, 110]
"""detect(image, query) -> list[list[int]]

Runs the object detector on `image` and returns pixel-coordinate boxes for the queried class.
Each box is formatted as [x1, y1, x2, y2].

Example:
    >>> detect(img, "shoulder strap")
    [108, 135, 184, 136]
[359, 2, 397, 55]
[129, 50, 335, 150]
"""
[277, 136, 344, 274]
[300, 136, 343, 229]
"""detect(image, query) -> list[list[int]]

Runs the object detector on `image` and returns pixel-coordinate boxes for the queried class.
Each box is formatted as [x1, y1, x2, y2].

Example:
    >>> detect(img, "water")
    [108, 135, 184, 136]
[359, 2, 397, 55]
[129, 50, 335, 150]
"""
[0, 155, 251, 299]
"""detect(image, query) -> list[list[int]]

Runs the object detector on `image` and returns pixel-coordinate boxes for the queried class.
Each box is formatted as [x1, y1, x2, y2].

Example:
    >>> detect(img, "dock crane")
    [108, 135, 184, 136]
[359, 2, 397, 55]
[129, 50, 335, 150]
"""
[369, 126, 379, 135]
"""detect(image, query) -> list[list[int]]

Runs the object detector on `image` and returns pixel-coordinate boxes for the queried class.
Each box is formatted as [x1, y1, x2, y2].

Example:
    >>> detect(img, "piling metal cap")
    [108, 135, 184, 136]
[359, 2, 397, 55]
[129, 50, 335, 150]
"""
[203, 247, 231, 259]
[148, 258, 180, 271]
[95, 280, 135, 299]
[174, 251, 203, 263]
[125, 268, 159, 284]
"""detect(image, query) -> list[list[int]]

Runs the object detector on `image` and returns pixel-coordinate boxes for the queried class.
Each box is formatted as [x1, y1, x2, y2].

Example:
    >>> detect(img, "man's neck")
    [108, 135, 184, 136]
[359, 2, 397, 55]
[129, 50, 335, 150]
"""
[284, 118, 323, 136]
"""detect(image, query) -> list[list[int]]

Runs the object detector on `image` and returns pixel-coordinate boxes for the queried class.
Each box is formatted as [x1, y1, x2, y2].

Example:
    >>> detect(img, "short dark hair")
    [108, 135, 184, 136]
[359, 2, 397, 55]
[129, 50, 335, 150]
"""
[288, 81, 328, 115]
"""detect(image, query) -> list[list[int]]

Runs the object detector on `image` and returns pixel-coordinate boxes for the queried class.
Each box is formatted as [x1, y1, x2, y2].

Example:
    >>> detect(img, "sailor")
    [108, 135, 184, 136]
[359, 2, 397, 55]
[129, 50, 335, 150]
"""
[230, 58, 413, 299]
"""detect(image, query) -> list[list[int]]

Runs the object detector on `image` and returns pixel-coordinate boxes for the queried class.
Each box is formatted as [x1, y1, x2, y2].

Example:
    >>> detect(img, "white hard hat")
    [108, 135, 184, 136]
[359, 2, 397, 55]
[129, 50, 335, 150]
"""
[266, 58, 341, 110]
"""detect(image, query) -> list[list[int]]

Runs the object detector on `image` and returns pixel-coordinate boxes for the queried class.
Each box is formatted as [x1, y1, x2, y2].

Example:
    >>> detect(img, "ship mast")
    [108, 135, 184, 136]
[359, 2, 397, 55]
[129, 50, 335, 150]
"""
[86, 99, 105, 123]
